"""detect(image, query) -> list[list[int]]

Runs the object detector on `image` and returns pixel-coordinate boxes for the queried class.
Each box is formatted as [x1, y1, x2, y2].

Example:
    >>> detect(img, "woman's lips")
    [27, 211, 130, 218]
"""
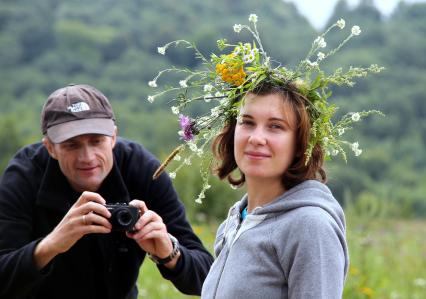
[244, 151, 271, 159]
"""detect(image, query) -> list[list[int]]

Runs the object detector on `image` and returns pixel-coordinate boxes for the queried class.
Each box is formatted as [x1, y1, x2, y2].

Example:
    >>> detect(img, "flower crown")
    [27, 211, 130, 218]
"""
[147, 14, 384, 203]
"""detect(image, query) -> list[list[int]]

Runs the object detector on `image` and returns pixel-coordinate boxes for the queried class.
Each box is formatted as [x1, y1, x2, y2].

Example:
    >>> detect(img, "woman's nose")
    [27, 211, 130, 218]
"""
[248, 128, 267, 146]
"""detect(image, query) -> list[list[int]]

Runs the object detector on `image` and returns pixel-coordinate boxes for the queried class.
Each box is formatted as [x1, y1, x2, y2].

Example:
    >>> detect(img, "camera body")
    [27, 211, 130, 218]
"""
[105, 203, 140, 231]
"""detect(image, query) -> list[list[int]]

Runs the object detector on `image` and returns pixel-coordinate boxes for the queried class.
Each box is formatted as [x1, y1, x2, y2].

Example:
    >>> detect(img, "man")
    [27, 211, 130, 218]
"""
[0, 84, 213, 299]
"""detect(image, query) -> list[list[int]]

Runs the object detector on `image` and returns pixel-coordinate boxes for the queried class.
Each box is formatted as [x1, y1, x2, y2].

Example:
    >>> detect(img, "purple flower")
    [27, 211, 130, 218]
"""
[179, 114, 195, 141]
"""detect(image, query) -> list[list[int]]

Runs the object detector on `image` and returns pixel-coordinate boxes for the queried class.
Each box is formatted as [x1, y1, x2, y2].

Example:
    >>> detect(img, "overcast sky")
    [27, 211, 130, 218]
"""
[283, 0, 426, 29]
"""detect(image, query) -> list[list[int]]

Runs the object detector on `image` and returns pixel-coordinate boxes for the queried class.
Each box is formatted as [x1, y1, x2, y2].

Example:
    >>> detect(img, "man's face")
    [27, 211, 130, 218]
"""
[43, 130, 117, 192]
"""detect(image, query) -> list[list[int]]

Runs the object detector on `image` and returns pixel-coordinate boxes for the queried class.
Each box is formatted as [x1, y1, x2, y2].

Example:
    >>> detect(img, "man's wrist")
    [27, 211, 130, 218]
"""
[34, 236, 59, 270]
[148, 234, 180, 265]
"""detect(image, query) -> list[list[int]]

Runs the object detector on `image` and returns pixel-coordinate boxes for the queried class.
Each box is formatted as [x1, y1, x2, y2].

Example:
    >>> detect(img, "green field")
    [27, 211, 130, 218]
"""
[137, 218, 426, 298]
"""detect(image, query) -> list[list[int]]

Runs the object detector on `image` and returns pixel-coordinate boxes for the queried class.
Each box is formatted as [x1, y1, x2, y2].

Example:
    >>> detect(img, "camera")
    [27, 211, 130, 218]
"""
[105, 203, 140, 231]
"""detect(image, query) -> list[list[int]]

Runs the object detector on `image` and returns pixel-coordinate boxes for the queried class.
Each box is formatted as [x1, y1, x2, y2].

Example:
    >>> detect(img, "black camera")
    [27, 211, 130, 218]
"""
[106, 203, 140, 231]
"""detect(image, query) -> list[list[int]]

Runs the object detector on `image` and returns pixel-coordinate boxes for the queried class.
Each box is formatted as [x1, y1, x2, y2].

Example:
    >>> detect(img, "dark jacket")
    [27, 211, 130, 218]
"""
[0, 137, 213, 299]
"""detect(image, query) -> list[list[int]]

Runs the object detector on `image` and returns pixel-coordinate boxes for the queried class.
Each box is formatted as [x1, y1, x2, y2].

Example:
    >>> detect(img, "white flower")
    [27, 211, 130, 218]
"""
[168, 172, 176, 179]
[204, 93, 213, 102]
[338, 128, 345, 136]
[264, 56, 270, 66]
[219, 98, 228, 105]
[306, 59, 318, 68]
[203, 84, 213, 92]
[314, 36, 327, 48]
[317, 52, 325, 61]
[413, 278, 426, 288]
[148, 80, 157, 88]
[171, 106, 179, 114]
[243, 43, 251, 51]
[179, 80, 188, 88]
[337, 19, 345, 29]
[351, 142, 359, 150]
[183, 158, 191, 165]
[211, 106, 221, 117]
[196, 149, 203, 157]
[147, 95, 155, 103]
[157, 47, 166, 55]
[323, 137, 329, 144]
[248, 14, 258, 23]
[233, 24, 242, 33]
[351, 25, 361, 36]
[173, 155, 181, 161]
[354, 148, 363, 156]
[195, 192, 205, 204]
[351, 112, 361, 122]
[243, 53, 255, 63]
[332, 149, 339, 156]
[188, 141, 198, 152]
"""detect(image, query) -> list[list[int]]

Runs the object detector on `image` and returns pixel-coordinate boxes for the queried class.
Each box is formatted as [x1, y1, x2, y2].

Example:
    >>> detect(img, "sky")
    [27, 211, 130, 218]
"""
[283, 0, 426, 29]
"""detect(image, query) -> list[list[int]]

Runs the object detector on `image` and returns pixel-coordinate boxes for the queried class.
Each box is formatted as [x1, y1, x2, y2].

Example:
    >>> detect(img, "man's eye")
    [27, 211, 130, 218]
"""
[91, 137, 104, 145]
[64, 143, 77, 150]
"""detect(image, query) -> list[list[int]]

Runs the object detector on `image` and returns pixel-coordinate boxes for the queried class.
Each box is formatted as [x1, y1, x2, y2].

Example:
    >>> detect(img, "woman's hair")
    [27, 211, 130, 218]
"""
[212, 81, 326, 190]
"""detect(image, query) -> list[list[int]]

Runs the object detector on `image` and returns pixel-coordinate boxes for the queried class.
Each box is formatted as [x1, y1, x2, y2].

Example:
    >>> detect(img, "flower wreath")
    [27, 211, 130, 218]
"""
[147, 14, 384, 203]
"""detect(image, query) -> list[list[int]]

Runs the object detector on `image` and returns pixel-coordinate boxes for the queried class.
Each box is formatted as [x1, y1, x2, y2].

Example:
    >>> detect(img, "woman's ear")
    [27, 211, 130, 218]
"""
[42, 137, 57, 159]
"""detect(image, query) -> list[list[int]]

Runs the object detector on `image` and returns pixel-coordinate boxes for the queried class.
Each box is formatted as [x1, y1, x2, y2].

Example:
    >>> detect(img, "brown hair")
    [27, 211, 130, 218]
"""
[212, 81, 326, 190]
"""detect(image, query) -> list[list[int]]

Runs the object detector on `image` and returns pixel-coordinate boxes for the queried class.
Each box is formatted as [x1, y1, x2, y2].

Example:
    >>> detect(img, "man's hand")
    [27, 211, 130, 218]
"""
[34, 191, 112, 269]
[126, 199, 180, 269]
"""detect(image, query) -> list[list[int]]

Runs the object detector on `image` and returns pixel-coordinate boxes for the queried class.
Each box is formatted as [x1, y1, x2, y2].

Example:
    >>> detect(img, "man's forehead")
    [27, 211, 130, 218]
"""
[60, 134, 108, 144]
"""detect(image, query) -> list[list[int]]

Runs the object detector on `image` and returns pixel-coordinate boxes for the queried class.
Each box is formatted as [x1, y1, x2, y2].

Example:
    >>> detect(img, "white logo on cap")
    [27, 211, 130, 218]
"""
[67, 102, 90, 113]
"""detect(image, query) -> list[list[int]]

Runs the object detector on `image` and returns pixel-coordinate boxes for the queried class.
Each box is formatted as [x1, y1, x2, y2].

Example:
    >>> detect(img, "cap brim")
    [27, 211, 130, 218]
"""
[46, 118, 115, 143]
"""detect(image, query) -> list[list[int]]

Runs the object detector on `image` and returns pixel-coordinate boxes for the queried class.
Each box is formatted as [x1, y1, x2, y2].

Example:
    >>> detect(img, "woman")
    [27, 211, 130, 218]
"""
[200, 82, 348, 299]
[149, 15, 382, 299]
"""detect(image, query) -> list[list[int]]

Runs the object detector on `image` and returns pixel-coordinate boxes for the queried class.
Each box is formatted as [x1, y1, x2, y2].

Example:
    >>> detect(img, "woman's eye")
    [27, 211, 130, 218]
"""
[270, 124, 283, 129]
[239, 120, 254, 126]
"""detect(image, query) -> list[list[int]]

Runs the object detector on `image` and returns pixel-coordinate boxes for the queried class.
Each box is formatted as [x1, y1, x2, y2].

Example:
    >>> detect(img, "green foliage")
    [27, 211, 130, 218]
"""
[0, 0, 425, 218]
[0, 117, 24, 172]
[344, 218, 426, 298]
[135, 219, 426, 298]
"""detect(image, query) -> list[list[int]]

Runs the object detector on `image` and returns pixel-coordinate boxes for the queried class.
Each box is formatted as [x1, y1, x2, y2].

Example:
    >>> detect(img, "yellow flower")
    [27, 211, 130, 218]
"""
[360, 286, 374, 297]
[215, 51, 247, 86]
[349, 266, 360, 276]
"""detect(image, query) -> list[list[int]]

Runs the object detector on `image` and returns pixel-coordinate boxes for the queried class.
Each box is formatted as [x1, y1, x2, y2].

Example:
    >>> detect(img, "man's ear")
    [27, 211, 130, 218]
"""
[42, 137, 57, 159]
[111, 126, 118, 148]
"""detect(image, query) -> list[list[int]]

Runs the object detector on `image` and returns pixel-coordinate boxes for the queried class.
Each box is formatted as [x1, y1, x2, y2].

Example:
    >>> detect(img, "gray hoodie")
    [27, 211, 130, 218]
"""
[201, 180, 348, 299]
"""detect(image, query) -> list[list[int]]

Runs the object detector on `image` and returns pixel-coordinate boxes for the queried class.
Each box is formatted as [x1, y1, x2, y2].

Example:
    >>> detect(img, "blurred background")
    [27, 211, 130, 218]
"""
[0, 0, 425, 298]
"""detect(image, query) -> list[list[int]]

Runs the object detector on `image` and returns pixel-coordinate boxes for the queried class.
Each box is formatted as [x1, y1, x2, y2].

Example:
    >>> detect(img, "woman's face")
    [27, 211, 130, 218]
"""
[234, 93, 297, 184]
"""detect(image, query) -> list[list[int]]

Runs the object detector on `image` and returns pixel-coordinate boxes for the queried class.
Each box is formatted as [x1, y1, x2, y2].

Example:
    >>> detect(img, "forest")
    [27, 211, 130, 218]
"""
[0, 0, 425, 223]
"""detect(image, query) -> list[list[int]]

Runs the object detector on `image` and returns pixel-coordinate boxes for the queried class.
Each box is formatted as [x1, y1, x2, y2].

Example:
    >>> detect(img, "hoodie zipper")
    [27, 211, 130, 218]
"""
[211, 217, 242, 299]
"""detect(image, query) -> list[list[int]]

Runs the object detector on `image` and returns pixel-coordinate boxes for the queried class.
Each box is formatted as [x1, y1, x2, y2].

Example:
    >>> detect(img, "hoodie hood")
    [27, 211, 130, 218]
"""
[228, 180, 345, 232]
[203, 179, 349, 299]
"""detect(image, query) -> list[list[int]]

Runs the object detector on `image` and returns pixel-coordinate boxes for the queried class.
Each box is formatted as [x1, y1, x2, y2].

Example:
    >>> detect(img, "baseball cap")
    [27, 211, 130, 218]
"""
[41, 84, 116, 143]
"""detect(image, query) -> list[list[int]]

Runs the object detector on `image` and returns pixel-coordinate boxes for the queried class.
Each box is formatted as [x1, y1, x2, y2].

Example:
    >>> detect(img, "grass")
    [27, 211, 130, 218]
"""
[137, 218, 426, 298]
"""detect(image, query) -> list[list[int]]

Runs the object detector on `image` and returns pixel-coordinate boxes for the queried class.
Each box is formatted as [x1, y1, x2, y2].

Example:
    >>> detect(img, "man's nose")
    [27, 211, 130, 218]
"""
[79, 145, 96, 162]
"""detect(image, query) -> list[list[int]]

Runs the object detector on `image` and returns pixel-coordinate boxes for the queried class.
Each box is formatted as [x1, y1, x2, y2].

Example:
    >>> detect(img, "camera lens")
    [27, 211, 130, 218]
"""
[116, 209, 133, 227]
